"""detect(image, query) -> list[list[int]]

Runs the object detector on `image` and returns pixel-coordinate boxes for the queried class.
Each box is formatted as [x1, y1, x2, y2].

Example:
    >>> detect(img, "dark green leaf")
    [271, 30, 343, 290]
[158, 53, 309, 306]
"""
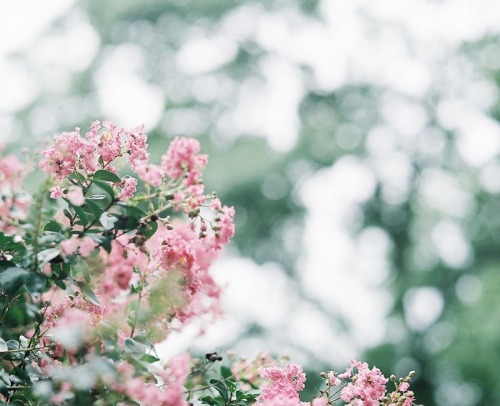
[140, 354, 160, 363]
[63, 209, 73, 223]
[43, 221, 62, 233]
[200, 396, 220, 406]
[0, 267, 28, 295]
[143, 220, 158, 239]
[94, 169, 122, 183]
[210, 379, 229, 402]
[54, 279, 66, 289]
[25, 272, 48, 296]
[221, 365, 234, 380]
[98, 235, 112, 253]
[226, 379, 237, 393]
[67, 202, 89, 226]
[92, 179, 116, 200]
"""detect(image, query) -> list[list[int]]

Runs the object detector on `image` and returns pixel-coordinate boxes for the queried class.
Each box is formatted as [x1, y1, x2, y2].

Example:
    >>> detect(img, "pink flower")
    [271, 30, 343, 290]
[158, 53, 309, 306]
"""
[40, 128, 98, 179]
[340, 360, 388, 404]
[126, 124, 149, 170]
[61, 236, 96, 257]
[118, 177, 138, 200]
[86, 120, 123, 164]
[134, 161, 165, 187]
[61, 238, 80, 256]
[311, 397, 328, 406]
[50, 186, 64, 199]
[79, 236, 97, 257]
[161, 137, 208, 185]
[258, 364, 306, 403]
[328, 371, 341, 386]
[66, 186, 85, 206]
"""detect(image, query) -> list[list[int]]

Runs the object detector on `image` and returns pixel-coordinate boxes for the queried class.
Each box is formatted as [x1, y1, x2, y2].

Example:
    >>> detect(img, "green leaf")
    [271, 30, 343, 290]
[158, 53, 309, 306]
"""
[0, 339, 7, 352]
[75, 281, 100, 305]
[210, 379, 229, 402]
[226, 379, 237, 393]
[123, 338, 146, 359]
[140, 354, 160, 363]
[25, 272, 48, 296]
[37, 248, 61, 265]
[143, 220, 158, 239]
[68, 202, 89, 226]
[0, 267, 28, 295]
[43, 221, 62, 233]
[98, 235, 112, 253]
[72, 260, 91, 283]
[92, 179, 116, 200]
[221, 365, 234, 380]
[200, 396, 220, 406]
[63, 208, 73, 224]
[4, 341, 23, 360]
[53, 279, 66, 290]
[94, 169, 122, 183]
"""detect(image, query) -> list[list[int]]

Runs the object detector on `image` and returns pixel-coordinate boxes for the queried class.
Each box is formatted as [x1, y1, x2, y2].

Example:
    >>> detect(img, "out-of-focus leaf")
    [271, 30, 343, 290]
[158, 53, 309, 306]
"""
[92, 179, 116, 200]
[25, 272, 48, 296]
[37, 248, 61, 265]
[94, 169, 121, 183]
[75, 281, 100, 305]
[123, 337, 146, 359]
[0, 267, 28, 295]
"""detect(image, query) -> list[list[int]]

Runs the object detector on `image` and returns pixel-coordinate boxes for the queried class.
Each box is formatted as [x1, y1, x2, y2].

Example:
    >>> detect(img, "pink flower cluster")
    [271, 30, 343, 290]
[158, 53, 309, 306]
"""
[38, 121, 235, 342]
[258, 364, 307, 405]
[338, 360, 388, 405]
[256, 360, 416, 406]
[60, 235, 97, 257]
[42, 290, 104, 330]
[40, 121, 209, 202]
[162, 137, 208, 185]
[111, 353, 190, 406]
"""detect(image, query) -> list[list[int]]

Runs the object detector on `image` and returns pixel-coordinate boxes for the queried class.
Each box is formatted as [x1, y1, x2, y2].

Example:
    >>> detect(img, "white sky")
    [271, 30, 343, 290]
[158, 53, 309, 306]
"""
[0, 0, 498, 370]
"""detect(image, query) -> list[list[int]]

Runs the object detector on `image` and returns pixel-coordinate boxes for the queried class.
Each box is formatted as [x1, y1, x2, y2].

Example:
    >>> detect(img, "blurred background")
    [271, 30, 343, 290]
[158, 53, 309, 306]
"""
[2, 0, 500, 404]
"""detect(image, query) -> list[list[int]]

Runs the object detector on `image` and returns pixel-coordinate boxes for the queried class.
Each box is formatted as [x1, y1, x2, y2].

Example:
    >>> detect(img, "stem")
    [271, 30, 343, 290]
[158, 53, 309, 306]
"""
[0, 345, 49, 354]
[141, 202, 173, 222]
[31, 178, 51, 272]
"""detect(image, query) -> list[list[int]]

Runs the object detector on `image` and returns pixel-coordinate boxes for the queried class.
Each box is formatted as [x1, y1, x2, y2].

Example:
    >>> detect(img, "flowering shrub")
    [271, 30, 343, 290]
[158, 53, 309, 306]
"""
[0, 121, 418, 405]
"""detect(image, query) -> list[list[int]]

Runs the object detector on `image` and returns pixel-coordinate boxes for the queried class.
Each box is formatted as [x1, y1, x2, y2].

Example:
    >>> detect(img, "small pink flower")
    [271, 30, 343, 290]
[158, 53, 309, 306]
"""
[399, 382, 410, 392]
[118, 177, 138, 201]
[311, 397, 328, 406]
[61, 238, 80, 256]
[50, 186, 64, 199]
[79, 236, 97, 257]
[161, 137, 208, 185]
[328, 371, 341, 386]
[66, 186, 85, 206]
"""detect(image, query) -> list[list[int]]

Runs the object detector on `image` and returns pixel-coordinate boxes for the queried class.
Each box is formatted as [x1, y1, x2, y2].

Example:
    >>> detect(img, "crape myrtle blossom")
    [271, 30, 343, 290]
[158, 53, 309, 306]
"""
[0, 119, 417, 405]
[340, 360, 388, 405]
[26, 120, 237, 402]
[258, 364, 306, 404]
